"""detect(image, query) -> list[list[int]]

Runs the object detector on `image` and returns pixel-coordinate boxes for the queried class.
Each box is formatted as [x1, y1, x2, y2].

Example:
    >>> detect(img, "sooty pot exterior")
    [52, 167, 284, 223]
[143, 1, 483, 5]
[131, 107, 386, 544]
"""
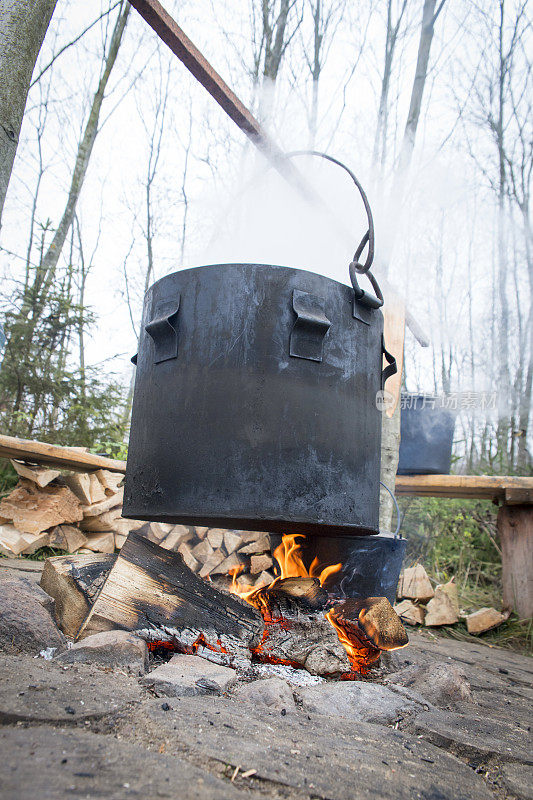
[123, 263, 385, 537]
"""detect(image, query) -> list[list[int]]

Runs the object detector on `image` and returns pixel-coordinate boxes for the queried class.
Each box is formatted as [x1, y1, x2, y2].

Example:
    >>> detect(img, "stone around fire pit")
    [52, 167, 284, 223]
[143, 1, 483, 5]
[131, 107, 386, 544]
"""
[0, 654, 141, 723]
[55, 630, 148, 675]
[140, 654, 237, 697]
[0, 573, 65, 655]
[232, 677, 297, 713]
[385, 661, 473, 708]
[295, 681, 424, 725]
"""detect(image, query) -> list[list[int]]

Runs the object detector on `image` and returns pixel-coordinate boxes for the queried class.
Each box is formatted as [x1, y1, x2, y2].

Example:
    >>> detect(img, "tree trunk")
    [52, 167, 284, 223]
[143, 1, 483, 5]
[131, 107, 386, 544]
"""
[0, 0, 57, 225]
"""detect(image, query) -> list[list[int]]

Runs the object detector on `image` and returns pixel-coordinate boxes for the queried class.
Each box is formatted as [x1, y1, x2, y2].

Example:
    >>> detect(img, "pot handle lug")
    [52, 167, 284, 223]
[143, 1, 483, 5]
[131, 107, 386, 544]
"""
[381, 334, 397, 389]
[145, 298, 180, 363]
[290, 289, 331, 362]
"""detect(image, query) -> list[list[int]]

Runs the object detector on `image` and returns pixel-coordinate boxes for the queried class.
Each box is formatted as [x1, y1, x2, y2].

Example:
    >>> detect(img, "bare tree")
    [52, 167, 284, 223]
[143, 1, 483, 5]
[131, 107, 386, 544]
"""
[0, 0, 57, 224]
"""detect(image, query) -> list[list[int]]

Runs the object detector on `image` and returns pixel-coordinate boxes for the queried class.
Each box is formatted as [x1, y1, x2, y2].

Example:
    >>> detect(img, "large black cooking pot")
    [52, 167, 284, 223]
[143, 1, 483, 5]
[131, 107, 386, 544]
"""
[123, 154, 396, 537]
[397, 392, 456, 475]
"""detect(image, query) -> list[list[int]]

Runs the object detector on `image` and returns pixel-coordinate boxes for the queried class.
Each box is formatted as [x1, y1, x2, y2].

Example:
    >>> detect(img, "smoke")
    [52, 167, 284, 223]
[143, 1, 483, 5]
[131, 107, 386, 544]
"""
[189, 152, 372, 288]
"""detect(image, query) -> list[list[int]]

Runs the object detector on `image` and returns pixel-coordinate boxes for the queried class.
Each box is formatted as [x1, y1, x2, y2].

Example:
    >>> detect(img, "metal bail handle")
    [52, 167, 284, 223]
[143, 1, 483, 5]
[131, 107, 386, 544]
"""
[283, 150, 384, 310]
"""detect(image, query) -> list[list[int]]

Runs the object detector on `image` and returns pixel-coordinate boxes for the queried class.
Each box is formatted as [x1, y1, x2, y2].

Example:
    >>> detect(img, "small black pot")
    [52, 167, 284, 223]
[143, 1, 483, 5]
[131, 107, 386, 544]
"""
[397, 392, 456, 476]
[269, 532, 406, 604]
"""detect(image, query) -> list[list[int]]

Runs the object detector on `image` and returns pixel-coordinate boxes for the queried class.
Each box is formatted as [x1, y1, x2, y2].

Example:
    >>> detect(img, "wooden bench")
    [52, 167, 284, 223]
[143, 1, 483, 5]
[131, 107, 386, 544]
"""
[396, 474, 533, 619]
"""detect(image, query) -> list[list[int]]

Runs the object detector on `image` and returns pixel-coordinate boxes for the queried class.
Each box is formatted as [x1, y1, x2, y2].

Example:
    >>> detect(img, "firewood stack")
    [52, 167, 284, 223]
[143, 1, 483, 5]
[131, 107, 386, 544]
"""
[0, 459, 276, 591]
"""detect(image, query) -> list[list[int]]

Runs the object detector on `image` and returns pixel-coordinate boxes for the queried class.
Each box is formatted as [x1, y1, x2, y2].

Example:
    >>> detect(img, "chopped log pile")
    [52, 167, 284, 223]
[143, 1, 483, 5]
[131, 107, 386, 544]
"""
[394, 564, 509, 635]
[0, 460, 276, 591]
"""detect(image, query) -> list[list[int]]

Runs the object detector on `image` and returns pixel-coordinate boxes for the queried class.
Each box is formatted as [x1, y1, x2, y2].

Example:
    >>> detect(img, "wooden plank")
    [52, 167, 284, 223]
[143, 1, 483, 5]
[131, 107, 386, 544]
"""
[382, 290, 405, 418]
[395, 474, 533, 503]
[497, 504, 533, 619]
[0, 434, 126, 473]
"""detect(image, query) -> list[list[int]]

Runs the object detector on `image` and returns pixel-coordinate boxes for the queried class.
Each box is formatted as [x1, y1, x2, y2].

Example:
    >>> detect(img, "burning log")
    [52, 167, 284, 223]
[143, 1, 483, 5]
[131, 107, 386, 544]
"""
[78, 532, 264, 667]
[327, 598, 408, 673]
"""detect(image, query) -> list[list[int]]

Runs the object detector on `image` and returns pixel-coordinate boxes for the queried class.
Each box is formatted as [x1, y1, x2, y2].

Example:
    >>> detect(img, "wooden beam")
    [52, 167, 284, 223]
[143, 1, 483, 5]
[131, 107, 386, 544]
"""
[497, 504, 533, 619]
[0, 434, 126, 473]
[395, 474, 533, 503]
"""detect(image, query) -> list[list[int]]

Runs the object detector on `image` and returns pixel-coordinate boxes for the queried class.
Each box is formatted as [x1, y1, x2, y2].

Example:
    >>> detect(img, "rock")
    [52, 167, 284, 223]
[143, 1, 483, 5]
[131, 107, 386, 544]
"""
[0, 726, 244, 800]
[425, 586, 459, 626]
[397, 564, 434, 602]
[137, 694, 492, 800]
[501, 763, 533, 800]
[394, 599, 425, 625]
[233, 678, 296, 713]
[56, 630, 148, 675]
[295, 681, 423, 725]
[250, 553, 274, 574]
[141, 654, 237, 697]
[466, 607, 508, 634]
[414, 709, 533, 765]
[0, 653, 141, 722]
[0, 574, 65, 655]
[386, 661, 473, 707]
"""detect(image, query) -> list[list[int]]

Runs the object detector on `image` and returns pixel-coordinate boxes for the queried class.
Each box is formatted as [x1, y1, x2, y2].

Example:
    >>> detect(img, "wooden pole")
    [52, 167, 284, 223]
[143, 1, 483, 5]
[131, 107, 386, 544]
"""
[497, 504, 533, 619]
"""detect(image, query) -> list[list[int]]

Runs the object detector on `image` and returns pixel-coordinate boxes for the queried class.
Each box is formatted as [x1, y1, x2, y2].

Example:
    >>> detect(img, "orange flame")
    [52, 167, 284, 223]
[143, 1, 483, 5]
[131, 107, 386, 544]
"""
[325, 608, 380, 674]
[229, 534, 341, 608]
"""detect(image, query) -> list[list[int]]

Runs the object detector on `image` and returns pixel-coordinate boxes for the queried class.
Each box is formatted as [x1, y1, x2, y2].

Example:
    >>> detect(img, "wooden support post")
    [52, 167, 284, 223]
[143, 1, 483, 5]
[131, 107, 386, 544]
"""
[497, 503, 533, 619]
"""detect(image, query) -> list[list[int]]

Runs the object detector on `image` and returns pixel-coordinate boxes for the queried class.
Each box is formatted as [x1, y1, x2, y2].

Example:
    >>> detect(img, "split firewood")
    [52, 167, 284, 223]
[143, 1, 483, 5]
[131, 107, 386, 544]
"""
[20, 530, 51, 555]
[63, 473, 93, 504]
[199, 548, 227, 578]
[88, 473, 106, 504]
[239, 534, 271, 554]
[0, 523, 34, 556]
[194, 526, 209, 540]
[40, 552, 116, 638]
[81, 486, 124, 518]
[191, 539, 214, 562]
[224, 530, 243, 555]
[177, 541, 200, 573]
[49, 525, 88, 553]
[206, 528, 225, 549]
[424, 586, 459, 627]
[80, 507, 122, 532]
[95, 469, 124, 494]
[0, 480, 83, 535]
[394, 599, 425, 626]
[236, 531, 264, 544]
[209, 551, 246, 577]
[160, 525, 193, 550]
[436, 578, 459, 615]
[253, 570, 274, 588]
[115, 532, 127, 549]
[466, 607, 510, 635]
[10, 459, 60, 488]
[397, 564, 434, 603]
[83, 531, 115, 554]
[78, 532, 265, 657]
[250, 553, 273, 574]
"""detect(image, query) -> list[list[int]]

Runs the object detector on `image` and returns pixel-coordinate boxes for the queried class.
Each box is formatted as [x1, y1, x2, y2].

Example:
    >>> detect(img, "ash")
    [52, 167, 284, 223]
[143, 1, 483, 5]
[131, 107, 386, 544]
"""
[252, 662, 324, 686]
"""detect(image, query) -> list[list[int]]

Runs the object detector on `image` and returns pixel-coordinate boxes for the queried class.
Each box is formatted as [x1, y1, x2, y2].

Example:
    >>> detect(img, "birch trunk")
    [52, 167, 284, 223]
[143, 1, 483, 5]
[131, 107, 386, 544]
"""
[0, 0, 57, 224]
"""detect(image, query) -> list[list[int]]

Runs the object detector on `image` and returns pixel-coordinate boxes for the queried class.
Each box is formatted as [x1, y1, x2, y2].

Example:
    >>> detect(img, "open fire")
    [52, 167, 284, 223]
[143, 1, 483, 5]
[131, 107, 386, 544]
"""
[228, 533, 408, 675]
